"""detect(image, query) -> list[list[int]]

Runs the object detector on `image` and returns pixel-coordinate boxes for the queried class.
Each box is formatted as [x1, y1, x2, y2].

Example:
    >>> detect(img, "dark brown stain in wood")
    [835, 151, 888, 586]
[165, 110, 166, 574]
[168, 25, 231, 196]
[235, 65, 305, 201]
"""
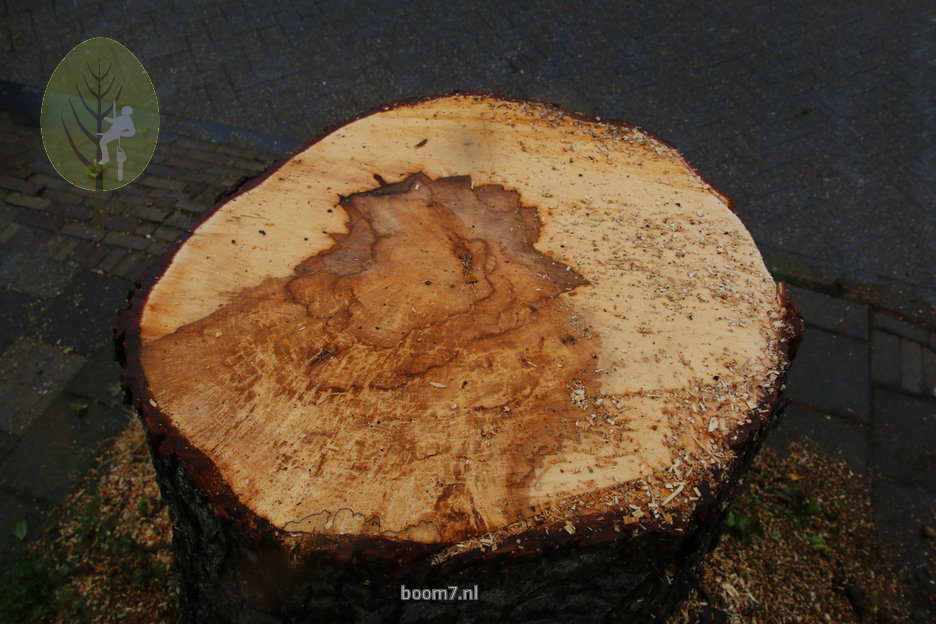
[144, 173, 608, 541]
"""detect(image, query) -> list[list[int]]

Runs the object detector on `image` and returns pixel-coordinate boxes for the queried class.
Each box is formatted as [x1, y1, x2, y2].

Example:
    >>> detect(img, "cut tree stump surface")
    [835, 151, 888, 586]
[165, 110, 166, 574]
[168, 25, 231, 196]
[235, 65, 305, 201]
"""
[121, 93, 801, 569]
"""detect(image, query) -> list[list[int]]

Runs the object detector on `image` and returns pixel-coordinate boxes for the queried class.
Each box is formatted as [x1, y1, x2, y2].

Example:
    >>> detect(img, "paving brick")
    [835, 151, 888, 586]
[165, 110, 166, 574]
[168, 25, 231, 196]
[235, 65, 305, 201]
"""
[112, 252, 149, 281]
[61, 222, 104, 241]
[215, 143, 261, 160]
[175, 198, 208, 214]
[102, 214, 142, 233]
[142, 163, 184, 179]
[3, 192, 50, 210]
[185, 180, 210, 196]
[45, 201, 94, 221]
[0, 175, 39, 195]
[137, 176, 187, 192]
[783, 328, 870, 422]
[97, 248, 126, 274]
[0, 397, 129, 505]
[41, 235, 81, 263]
[125, 203, 170, 223]
[133, 222, 156, 237]
[875, 312, 930, 343]
[102, 231, 150, 251]
[13, 209, 64, 232]
[164, 211, 194, 229]
[786, 285, 868, 340]
[146, 240, 170, 255]
[871, 387, 936, 492]
[147, 187, 188, 204]
[0, 337, 86, 435]
[27, 173, 69, 192]
[900, 339, 925, 395]
[70, 241, 110, 269]
[42, 188, 92, 207]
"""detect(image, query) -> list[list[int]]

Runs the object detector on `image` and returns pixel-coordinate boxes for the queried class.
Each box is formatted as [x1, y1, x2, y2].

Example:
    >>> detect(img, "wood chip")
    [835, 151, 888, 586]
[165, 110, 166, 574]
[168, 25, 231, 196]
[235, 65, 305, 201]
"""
[661, 483, 686, 506]
[689, 431, 719, 460]
[429, 381, 448, 389]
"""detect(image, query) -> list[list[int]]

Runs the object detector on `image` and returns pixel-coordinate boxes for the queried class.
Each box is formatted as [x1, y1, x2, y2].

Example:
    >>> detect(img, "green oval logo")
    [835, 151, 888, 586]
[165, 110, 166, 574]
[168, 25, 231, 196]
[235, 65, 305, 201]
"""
[40, 37, 159, 191]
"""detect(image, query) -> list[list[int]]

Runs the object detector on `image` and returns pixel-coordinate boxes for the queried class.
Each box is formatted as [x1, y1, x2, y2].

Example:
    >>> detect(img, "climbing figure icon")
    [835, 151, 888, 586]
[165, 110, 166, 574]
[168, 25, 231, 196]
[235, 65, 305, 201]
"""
[99, 104, 135, 181]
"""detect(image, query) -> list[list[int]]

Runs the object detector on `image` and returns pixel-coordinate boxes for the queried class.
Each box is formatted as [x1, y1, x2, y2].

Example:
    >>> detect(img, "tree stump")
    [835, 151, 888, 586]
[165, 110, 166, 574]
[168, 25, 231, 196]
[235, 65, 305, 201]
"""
[116, 93, 802, 623]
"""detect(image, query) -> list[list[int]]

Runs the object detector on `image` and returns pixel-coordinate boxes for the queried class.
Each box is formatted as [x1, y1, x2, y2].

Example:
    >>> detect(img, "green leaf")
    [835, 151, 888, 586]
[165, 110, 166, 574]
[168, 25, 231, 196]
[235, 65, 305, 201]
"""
[62, 346, 76, 354]
[11, 516, 27, 540]
[69, 401, 89, 416]
[808, 534, 828, 551]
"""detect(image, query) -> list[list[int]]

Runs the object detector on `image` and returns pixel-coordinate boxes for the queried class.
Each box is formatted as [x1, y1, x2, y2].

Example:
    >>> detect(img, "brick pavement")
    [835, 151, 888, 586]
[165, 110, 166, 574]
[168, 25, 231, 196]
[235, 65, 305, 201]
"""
[1, 0, 932, 325]
[0, 109, 279, 567]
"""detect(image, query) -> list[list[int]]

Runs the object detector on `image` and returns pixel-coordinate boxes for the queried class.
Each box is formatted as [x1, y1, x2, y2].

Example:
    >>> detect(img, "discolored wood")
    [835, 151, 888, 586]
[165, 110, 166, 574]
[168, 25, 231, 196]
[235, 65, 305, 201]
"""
[117, 93, 802, 622]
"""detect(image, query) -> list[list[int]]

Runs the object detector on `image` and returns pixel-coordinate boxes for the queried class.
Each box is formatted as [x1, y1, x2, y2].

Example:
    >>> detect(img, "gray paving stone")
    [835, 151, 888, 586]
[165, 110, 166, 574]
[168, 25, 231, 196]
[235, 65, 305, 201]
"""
[787, 284, 868, 340]
[871, 388, 936, 493]
[766, 405, 868, 473]
[0, 489, 53, 569]
[901, 339, 925, 396]
[0, 250, 76, 298]
[0, 337, 86, 435]
[875, 312, 930, 344]
[871, 479, 936, 621]
[0, 286, 45, 353]
[784, 328, 870, 422]
[65, 348, 124, 407]
[34, 270, 132, 357]
[871, 330, 901, 387]
[0, 397, 129, 505]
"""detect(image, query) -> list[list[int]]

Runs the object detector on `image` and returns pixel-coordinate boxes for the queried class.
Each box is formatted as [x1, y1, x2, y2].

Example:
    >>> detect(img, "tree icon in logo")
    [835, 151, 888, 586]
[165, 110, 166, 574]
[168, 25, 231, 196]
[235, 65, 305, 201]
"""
[41, 38, 158, 191]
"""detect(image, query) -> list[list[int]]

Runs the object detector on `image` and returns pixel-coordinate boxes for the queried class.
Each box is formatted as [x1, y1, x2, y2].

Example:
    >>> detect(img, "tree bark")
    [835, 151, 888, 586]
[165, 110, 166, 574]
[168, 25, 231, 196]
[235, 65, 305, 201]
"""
[116, 93, 803, 623]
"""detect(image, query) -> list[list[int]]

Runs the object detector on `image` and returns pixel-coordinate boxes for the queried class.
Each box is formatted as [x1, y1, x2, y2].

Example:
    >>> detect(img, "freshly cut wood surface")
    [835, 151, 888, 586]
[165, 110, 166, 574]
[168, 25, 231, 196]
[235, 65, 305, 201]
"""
[134, 94, 798, 554]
